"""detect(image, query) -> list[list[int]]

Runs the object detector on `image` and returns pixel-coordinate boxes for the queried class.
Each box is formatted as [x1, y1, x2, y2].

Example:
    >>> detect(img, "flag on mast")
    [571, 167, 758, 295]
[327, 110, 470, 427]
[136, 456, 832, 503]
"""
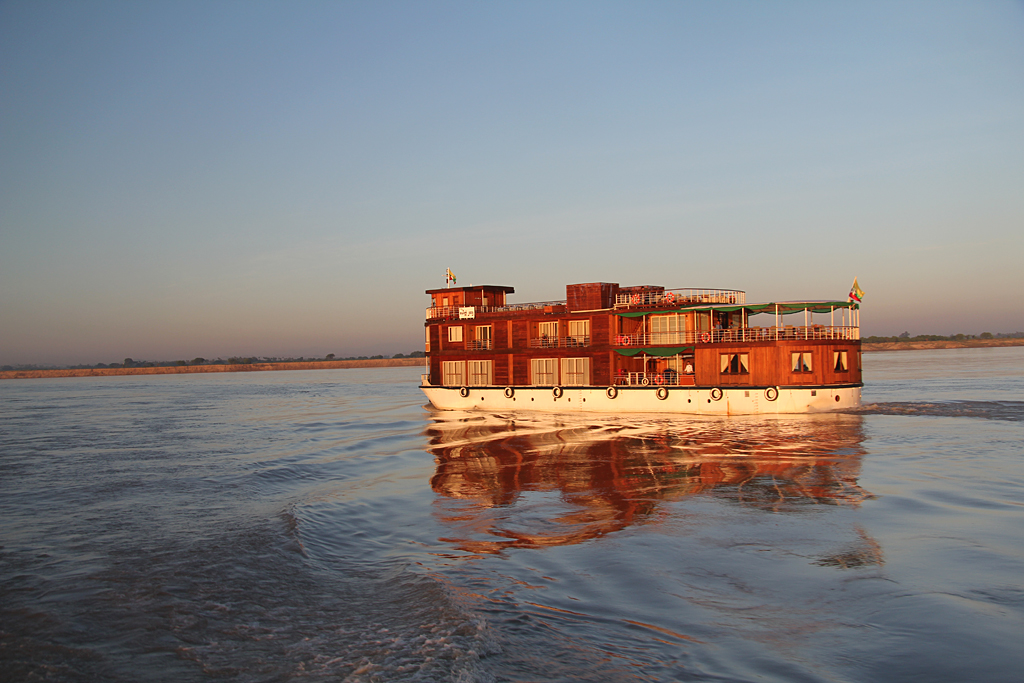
[849, 277, 864, 303]
[445, 268, 456, 286]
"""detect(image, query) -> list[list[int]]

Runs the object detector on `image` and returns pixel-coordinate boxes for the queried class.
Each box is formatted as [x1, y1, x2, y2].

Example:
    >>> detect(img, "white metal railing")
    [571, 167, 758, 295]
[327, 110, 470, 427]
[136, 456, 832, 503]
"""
[614, 288, 745, 308]
[466, 339, 492, 350]
[426, 300, 567, 320]
[615, 371, 696, 386]
[528, 336, 591, 349]
[616, 325, 859, 346]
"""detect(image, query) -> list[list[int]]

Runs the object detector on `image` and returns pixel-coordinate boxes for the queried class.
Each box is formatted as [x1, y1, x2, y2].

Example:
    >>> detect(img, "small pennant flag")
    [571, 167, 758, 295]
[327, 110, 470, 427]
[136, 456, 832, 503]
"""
[849, 277, 864, 303]
[446, 268, 456, 285]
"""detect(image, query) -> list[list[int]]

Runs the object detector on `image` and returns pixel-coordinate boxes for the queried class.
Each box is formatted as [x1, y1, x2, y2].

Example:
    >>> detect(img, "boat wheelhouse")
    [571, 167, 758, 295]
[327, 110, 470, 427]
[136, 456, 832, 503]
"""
[420, 281, 862, 415]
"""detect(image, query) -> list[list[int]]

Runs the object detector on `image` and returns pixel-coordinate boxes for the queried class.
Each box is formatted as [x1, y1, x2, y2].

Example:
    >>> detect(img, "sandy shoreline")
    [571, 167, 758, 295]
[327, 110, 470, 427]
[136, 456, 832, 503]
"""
[861, 338, 1024, 352]
[3, 339, 1022, 380]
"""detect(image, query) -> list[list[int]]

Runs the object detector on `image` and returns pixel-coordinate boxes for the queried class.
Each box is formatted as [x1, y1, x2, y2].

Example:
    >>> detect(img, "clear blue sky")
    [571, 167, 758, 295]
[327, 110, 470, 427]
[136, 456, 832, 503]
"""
[2, 1, 1022, 366]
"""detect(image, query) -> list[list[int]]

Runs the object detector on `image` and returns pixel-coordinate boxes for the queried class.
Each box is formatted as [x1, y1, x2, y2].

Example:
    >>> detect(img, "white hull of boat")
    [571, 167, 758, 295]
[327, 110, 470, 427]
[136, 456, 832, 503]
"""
[420, 383, 861, 415]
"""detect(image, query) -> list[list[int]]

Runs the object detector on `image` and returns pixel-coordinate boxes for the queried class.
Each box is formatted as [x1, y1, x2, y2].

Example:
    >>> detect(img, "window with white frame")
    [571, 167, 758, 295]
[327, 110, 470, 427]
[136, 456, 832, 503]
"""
[568, 320, 590, 345]
[561, 358, 590, 386]
[468, 360, 492, 386]
[474, 325, 492, 349]
[448, 326, 463, 343]
[442, 361, 465, 386]
[665, 354, 684, 373]
[791, 352, 813, 373]
[650, 314, 682, 343]
[537, 321, 558, 348]
[538, 321, 558, 337]
[833, 350, 848, 372]
[531, 358, 558, 385]
[720, 353, 749, 374]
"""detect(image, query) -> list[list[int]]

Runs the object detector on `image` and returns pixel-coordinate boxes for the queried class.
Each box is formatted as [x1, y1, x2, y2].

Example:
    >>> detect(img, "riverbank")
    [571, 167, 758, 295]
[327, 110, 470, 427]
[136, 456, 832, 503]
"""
[0, 357, 425, 380]
[5, 339, 1024, 380]
[862, 338, 1024, 352]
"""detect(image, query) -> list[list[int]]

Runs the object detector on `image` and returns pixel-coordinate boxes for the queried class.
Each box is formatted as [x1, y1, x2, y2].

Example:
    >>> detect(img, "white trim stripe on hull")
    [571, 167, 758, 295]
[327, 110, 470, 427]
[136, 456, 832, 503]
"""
[421, 384, 861, 415]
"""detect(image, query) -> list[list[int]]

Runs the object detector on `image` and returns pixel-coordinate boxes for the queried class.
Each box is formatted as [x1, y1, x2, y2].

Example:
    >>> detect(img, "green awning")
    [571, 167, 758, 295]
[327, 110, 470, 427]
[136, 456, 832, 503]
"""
[615, 346, 694, 357]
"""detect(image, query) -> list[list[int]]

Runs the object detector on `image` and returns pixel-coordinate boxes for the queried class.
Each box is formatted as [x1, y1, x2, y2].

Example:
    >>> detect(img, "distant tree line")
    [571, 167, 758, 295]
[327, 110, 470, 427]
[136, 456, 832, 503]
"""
[1, 351, 427, 372]
[862, 331, 1024, 343]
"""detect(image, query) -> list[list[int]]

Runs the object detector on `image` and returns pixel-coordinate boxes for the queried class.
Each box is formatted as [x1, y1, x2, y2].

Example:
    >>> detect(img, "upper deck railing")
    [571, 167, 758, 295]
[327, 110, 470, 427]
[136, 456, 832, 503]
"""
[616, 325, 859, 346]
[614, 288, 745, 308]
[528, 336, 591, 349]
[426, 301, 567, 320]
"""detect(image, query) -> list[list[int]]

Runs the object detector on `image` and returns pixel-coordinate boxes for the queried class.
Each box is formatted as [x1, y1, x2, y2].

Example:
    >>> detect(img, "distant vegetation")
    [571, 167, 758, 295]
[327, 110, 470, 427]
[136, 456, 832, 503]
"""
[1, 351, 426, 372]
[862, 331, 1024, 343]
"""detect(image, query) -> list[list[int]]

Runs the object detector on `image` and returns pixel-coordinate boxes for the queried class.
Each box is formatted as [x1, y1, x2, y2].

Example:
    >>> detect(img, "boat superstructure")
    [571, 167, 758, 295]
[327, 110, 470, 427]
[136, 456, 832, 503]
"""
[420, 281, 861, 415]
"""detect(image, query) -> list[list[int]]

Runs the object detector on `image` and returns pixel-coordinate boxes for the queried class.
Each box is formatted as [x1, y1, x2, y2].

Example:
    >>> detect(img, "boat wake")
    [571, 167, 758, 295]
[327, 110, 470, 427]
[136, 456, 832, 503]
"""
[847, 400, 1024, 422]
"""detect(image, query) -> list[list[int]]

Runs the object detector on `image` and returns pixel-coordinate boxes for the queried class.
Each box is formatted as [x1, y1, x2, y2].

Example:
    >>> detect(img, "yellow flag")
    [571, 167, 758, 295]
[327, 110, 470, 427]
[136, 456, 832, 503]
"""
[849, 278, 864, 302]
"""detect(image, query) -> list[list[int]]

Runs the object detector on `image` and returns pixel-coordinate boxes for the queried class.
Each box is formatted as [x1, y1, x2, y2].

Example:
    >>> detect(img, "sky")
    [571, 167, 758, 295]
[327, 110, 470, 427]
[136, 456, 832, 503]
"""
[2, 1, 1022, 366]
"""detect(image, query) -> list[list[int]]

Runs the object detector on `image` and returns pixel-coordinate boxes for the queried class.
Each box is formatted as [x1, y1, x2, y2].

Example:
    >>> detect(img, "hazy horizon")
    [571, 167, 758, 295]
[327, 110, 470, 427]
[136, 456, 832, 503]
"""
[3, 1, 1022, 367]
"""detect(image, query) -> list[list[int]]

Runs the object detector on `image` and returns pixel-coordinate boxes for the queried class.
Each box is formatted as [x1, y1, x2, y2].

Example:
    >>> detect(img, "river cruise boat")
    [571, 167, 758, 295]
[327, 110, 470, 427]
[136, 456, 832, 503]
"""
[420, 281, 862, 415]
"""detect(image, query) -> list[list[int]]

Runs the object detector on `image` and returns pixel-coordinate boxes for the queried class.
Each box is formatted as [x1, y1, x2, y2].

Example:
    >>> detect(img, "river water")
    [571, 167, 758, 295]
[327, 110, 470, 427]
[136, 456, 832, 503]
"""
[2, 347, 1022, 682]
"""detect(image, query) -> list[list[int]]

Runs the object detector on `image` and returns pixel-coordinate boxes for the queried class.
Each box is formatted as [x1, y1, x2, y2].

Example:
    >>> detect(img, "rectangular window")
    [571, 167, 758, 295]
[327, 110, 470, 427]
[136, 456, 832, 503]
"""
[442, 361, 465, 386]
[448, 326, 463, 343]
[531, 358, 558, 385]
[791, 352, 813, 373]
[560, 358, 590, 386]
[833, 350, 848, 372]
[469, 325, 492, 350]
[719, 353, 749, 374]
[650, 314, 682, 343]
[568, 320, 590, 345]
[468, 360, 492, 386]
[538, 321, 559, 348]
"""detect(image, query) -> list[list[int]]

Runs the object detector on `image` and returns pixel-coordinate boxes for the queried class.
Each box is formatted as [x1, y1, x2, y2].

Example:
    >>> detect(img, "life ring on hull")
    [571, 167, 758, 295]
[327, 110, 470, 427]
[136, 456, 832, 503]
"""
[654, 375, 664, 385]
[764, 386, 779, 402]
[710, 387, 723, 401]
[459, 386, 470, 398]
[700, 332, 711, 343]
[504, 386, 515, 399]
[656, 387, 669, 400]
[641, 377, 651, 386]
[606, 386, 618, 399]
[552, 386, 563, 398]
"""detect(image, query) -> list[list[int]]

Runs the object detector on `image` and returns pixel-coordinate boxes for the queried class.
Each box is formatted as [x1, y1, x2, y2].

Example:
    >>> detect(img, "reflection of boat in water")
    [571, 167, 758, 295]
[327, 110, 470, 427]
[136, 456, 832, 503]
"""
[426, 411, 876, 556]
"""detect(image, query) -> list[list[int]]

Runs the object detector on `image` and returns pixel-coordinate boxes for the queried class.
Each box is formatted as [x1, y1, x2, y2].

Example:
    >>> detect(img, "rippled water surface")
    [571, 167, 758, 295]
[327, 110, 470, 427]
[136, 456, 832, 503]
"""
[2, 348, 1023, 682]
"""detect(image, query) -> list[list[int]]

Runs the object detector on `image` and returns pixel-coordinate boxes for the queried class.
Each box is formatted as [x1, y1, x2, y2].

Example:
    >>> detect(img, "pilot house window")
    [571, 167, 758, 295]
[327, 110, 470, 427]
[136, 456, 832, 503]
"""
[720, 353, 749, 374]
